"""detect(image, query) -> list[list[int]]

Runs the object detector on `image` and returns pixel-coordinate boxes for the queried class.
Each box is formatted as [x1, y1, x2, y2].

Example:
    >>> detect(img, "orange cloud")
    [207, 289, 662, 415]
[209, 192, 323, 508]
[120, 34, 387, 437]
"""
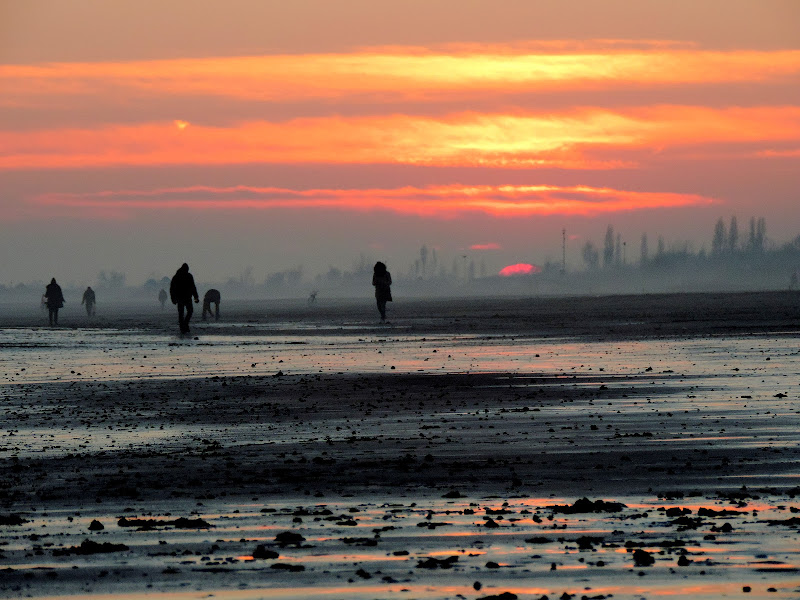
[499, 263, 541, 276]
[757, 148, 800, 158]
[2, 43, 799, 105]
[30, 183, 716, 220]
[2, 106, 799, 171]
[470, 243, 502, 250]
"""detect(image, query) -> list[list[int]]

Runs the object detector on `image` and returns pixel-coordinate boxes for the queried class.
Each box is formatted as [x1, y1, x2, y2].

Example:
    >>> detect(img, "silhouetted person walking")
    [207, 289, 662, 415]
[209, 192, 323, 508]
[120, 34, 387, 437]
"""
[158, 288, 168, 309]
[202, 289, 221, 321]
[170, 263, 199, 334]
[82, 286, 96, 316]
[372, 261, 392, 322]
[44, 278, 64, 326]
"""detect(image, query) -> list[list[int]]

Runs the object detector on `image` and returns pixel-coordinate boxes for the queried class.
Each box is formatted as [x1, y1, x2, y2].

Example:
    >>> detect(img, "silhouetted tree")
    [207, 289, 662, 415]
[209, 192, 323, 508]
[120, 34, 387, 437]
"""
[603, 225, 615, 268]
[640, 233, 649, 265]
[420, 245, 428, 276]
[582, 241, 600, 270]
[325, 266, 342, 282]
[712, 218, 726, 255]
[98, 270, 125, 289]
[755, 217, 766, 252]
[729, 216, 739, 253]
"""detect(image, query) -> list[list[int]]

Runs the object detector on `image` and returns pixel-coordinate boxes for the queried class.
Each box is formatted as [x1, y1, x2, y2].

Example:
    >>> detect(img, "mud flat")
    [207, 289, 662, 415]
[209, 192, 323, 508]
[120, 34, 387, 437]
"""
[2, 292, 800, 599]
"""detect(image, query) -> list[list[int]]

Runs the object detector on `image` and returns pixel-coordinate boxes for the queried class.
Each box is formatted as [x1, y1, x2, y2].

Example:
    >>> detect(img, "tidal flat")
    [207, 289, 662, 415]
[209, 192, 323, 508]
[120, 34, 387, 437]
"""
[2, 292, 800, 599]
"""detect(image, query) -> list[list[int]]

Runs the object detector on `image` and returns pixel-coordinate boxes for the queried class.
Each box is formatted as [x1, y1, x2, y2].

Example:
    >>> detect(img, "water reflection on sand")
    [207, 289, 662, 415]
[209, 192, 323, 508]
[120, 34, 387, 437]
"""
[2, 326, 798, 389]
[2, 322, 800, 599]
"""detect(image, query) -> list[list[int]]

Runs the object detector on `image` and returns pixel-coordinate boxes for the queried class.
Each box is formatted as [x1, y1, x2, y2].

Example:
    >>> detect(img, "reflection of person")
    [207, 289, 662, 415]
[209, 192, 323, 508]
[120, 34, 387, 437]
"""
[372, 261, 392, 322]
[202, 289, 221, 321]
[158, 288, 168, 309]
[170, 263, 199, 334]
[81, 286, 96, 316]
[44, 278, 65, 326]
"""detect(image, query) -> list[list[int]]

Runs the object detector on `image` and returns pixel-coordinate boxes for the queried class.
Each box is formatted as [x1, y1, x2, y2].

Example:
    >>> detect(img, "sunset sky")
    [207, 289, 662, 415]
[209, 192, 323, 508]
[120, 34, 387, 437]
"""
[1, 0, 798, 286]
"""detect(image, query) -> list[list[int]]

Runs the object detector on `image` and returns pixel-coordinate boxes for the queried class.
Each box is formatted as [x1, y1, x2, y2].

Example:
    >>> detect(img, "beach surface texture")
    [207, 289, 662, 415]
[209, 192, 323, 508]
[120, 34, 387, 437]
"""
[2, 291, 800, 600]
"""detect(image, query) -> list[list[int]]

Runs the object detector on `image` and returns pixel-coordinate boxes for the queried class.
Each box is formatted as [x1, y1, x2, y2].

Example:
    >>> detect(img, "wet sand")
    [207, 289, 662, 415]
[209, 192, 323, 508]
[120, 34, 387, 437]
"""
[2, 291, 800, 599]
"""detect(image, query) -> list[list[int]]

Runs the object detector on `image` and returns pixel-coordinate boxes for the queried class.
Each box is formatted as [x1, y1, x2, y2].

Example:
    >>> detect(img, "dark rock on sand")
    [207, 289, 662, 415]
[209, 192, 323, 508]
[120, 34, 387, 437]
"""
[0, 514, 29, 526]
[477, 593, 518, 600]
[118, 516, 212, 529]
[416, 555, 458, 569]
[697, 507, 746, 517]
[632, 548, 655, 566]
[88, 519, 104, 531]
[270, 563, 305, 572]
[552, 497, 626, 514]
[252, 544, 279, 559]
[575, 536, 604, 550]
[53, 539, 129, 555]
[342, 537, 378, 546]
[275, 531, 306, 546]
[442, 490, 464, 498]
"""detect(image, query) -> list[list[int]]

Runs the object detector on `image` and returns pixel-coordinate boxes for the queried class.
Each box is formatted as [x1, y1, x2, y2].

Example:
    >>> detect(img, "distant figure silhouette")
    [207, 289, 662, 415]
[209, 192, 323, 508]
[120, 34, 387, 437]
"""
[372, 261, 392, 322]
[44, 278, 65, 326]
[170, 263, 199, 334]
[158, 288, 168, 309]
[81, 286, 96, 316]
[308, 290, 318, 305]
[202, 289, 221, 321]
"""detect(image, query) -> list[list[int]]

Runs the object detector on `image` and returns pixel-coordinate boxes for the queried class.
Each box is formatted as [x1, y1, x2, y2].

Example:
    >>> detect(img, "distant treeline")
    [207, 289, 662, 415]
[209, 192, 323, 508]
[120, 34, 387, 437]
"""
[2, 217, 799, 300]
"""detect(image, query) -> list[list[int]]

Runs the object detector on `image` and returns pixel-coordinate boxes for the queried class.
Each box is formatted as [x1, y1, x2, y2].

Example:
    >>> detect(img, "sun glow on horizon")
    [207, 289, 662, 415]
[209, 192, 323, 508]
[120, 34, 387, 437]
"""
[499, 263, 541, 276]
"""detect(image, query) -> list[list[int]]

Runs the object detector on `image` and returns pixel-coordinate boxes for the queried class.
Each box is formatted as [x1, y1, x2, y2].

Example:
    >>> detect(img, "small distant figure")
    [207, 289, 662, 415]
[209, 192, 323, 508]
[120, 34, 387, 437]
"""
[158, 288, 168, 309]
[44, 278, 65, 326]
[372, 261, 392, 322]
[308, 290, 318, 305]
[170, 263, 199, 334]
[202, 288, 221, 321]
[81, 286, 96, 316]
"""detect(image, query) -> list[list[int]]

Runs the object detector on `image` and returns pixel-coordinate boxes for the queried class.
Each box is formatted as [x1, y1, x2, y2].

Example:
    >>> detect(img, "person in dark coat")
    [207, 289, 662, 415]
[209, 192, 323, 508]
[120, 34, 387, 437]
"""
[372, 261, 392, 322]
[202, 289, 221, 321]
[170, 263, 199, 333]
[81, 286, 96, 316]
[44, 278, 65, 326]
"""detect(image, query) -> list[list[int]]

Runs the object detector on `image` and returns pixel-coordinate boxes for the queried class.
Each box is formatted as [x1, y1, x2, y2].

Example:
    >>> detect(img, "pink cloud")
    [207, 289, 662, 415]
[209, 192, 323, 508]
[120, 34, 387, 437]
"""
[470, 243, 502, 250]
[29, 183, 717, 221]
